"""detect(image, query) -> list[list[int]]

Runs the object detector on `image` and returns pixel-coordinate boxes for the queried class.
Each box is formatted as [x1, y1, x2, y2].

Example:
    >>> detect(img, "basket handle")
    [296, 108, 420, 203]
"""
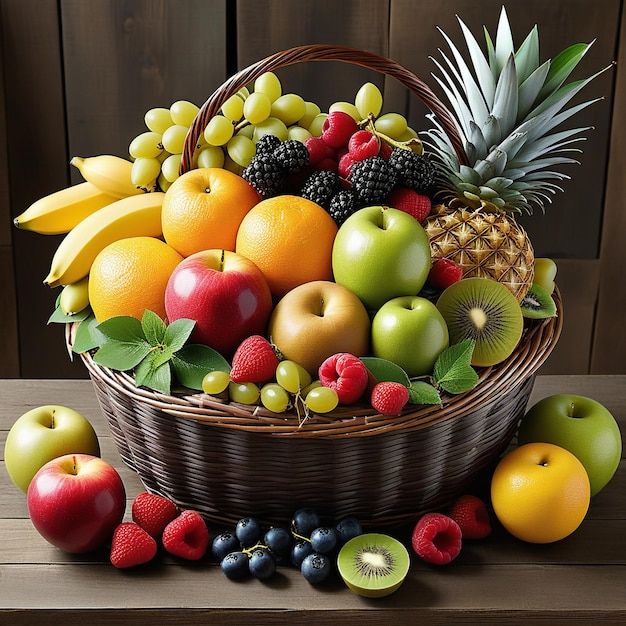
[180, 44, 467, 173]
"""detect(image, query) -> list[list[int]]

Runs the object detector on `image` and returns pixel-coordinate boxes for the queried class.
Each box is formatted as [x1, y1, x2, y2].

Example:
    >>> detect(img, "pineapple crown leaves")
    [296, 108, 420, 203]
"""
[425, 6, 611, 214]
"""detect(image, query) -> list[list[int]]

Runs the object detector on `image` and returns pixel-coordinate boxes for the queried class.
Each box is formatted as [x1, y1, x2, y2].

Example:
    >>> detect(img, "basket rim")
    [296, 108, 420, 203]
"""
[68, 289, 563, 439]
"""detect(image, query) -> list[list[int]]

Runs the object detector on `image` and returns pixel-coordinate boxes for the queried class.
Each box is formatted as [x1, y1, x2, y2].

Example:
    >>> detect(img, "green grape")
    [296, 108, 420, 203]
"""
[227, 135, 255, 167]
[261, 383, 290, 413]
[221, 94, 245, 122]
[157, 172, 171, 192]
[204, 115, 234, 146]
[305, 387, 339, 413]
[397, 127, 418, 142]
[236, 124, 255, 139]
[243, 92, 272, 125]
[298, 102, 321, 129]
[145, 107, 173, 134]
[170, 100, 199, 127]
[254, 72, 282, 103]
[253, 117, 288, 142]
[131, 157, 160, 187]
[302, 380, 322, 396]
[276, 361, 311, 393]
[308, 113, 327, 137]
[271, 94, 306, 126]
[374, 113, 408, 139]
[329, 101, 361, 122]
[223, 154, 243, 175]
[229, 382, 260, 404]
[237, 86, 250, 99]
[162, 124, 188, 154]
[355, 82, 383, 118]
[202, 370, 230, 394]
[161, 153, 182, 182]
[197, 146, 225, 169]
[288, 126, 312, 143]
[129, 131, 163, 159]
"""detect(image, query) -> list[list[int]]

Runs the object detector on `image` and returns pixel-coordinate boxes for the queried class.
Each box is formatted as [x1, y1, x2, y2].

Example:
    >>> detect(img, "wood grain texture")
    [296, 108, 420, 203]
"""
[386, 0, 619, 259]
[236, 0, 389, 109]
[592, 2, 626, 374]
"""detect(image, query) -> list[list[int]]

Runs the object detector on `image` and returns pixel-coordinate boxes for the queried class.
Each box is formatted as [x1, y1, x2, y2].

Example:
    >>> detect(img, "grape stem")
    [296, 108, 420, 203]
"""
[241, 542, 270, 556]
[364, 116, 423, 155]
[290, 529, 311, 543]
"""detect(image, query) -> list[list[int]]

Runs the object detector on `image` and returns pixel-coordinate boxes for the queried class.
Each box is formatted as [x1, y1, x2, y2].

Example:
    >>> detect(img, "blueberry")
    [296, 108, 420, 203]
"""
[310, 527, 337, 554]
[248, 548, 276, 580]
[301, 553, 332, 584]
[291, 540, 313, 567]
[235, 517, 262, 547]
[292, 508, 321, 535]
[336, 517, 363, 545]
[264, 527, 292, 556]
[211, 531, 240, 562]
[220, 551, 249, 580]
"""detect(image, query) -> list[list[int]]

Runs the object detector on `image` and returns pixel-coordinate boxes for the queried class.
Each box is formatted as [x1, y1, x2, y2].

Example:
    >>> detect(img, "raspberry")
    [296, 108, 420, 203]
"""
[338, 152, 357, 179]
[255, 134, 282, 157]
[162, 510, 210, 561]
[319, 353, 369, 405]
[132, 492, 179, 538]
[316, 157, 338, 172]
[389, 149, 436, 192]
[305, 137, 335, 166]
[379, 142, 392, 160]
[230, 335, 280, 383]
[449, 495, 492, 540]
[321, 111, 358, 149]
[110, 522, 157, 569]
[301, 170, 340, 208]
[348, 130, 380, 161]
[411, 513, 462, 565]
[370, 381, 409, 416]
[428, 259, 464, 291]
[388, 187, 432, 223]
[329, 189, 360, 225]
[242, 154, 284, 198]
[350, 156, 396, 203]
[275, 140, 309, 174]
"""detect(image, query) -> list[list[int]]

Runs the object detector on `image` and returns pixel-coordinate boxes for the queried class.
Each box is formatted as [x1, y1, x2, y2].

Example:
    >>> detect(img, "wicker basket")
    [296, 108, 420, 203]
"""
[73, 45, 563, 527]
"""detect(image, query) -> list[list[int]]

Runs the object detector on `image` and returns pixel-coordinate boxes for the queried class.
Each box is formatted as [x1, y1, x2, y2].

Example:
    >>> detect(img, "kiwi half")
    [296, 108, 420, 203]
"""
[337, 533, 410, 598]
[436, 277, 523, 367]
[521, 283, 557, 319]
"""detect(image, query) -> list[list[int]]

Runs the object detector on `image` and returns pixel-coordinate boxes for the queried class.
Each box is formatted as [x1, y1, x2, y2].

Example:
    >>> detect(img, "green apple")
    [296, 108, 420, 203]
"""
[4, 405, 100, 492]
[518, 394, 622, 496]
[332, 206, 431, 310]
[372, 296, 449, 376]
[534, 258, 557, 294]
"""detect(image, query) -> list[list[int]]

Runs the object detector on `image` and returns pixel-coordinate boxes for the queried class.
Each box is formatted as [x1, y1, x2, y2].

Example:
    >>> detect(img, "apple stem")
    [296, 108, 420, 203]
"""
[72, 455, 77, 475]
[569, 402, 576, 418]
[50, 409, 55, 429]
[219, 250, 225, 272]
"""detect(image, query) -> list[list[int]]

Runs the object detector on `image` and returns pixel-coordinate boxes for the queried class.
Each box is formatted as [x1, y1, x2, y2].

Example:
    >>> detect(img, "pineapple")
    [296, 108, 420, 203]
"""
[424, 7, 607, 300]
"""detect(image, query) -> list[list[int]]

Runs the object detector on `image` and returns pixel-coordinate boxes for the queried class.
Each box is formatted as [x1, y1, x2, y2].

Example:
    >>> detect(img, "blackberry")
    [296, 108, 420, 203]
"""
[329, 189, 359, 225]
[349, 156, 396, 203]
[255, 134, 282, 157]
[389, 149, 437, 192]
[242, 154, 284, 198]
[274, 140, 309, 174]
[301, 171, 339, 208]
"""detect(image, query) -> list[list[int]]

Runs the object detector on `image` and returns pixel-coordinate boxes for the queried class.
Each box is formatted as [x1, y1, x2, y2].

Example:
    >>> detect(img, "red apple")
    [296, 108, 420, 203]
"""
[27, 454, 126, 553]
[165, 249, 273, 354]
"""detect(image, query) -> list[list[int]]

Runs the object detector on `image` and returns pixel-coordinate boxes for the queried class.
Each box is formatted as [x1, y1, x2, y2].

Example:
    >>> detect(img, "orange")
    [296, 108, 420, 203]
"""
[89, 237, 182, 321]
[162, 168, 260, 257]
[491, 443, 590, 544]
[235, 195, 338, 297]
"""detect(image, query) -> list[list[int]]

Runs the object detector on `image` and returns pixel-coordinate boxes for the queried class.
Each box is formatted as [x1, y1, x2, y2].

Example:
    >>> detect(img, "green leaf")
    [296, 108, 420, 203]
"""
[360, 357, 410, 387]
[408, 381, 442, 406]
[72, 314, 105, 353]
[539, 42, 593, 100]
[433, 339, 479, 395]
[97, 316, 147, 343]
[172, 344, 230, 390]
[164, 318, 196, 353]
[92, 339, 152, 371]
[514, 25, 539, 84]
[135, 355, 171, 394]
[48, 304, 91, 324]
[141, 310, 167, 346]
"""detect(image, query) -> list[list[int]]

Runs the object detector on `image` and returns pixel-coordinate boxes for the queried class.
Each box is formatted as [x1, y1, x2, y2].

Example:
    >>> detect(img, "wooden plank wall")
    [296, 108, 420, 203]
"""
[0, 0, 624, 376]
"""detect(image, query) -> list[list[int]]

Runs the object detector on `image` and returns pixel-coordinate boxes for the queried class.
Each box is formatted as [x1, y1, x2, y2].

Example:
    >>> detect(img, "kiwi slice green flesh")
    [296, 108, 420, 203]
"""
[521, 283, 557, 319]
[436, 277, 524, 367]
[337, 533, 410, 598]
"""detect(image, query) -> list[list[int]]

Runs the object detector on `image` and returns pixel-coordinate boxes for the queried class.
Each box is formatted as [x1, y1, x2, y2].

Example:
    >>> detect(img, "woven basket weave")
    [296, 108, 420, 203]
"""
[73, 45, 562, 526]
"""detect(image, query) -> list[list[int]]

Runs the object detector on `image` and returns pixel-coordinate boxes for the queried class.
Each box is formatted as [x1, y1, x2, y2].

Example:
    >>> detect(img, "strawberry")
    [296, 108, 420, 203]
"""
[110, 522, 157, 569]
[428, 259, 464, 291]
[132, 491, 178, 538]
[449, 495, 492, 539]
[388, 187, 432, 223]
[230, 335, 279, 383]
[319, 353, 369, 405]
[162, 510, 210, 561]
[370, 382, 409, 416]
[321, 111, 358, 149]
[412, 513, 462, 565]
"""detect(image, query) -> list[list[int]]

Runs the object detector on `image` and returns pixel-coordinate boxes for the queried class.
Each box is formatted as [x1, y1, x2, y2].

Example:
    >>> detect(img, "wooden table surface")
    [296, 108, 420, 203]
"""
[0, 376, 624, 625]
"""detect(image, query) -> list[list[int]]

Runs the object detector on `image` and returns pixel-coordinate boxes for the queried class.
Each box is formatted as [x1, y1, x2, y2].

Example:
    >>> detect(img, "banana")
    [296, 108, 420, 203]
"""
[44, 192, 164, 287]
[70, 155, 146, 198]
[14, 182, 118, 235]
[60, 277, 90, 315]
